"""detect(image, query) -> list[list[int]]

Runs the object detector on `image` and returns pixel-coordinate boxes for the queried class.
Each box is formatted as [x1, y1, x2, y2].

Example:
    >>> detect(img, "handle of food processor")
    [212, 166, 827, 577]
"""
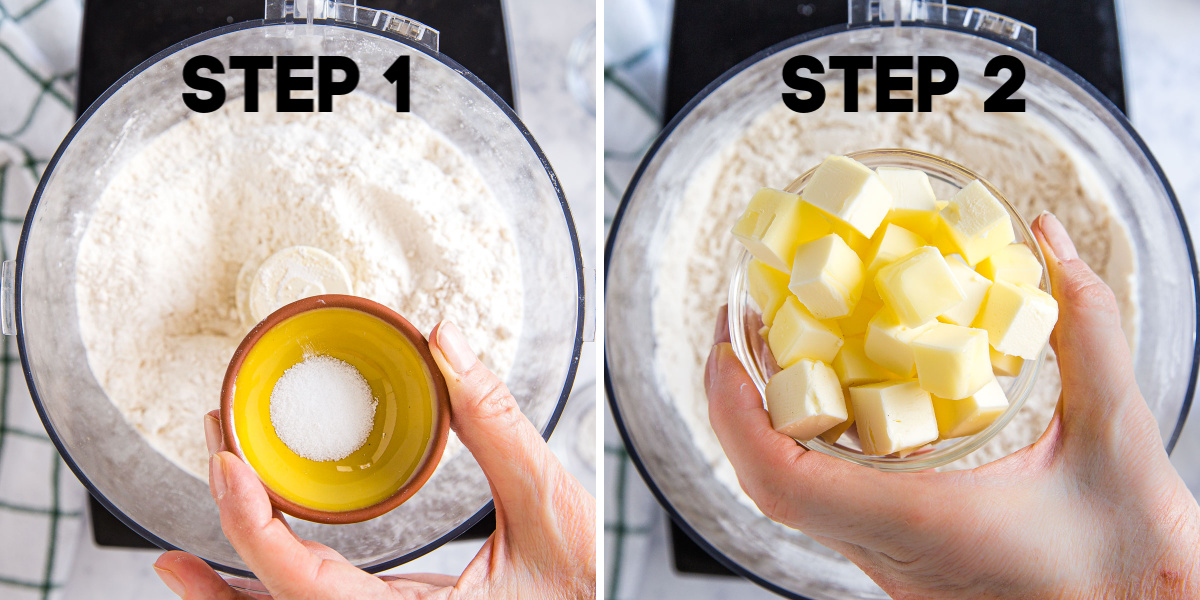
[263, 0, 440, 52]
[847, 0, 1037, 52]
[1, 260, 14, 336]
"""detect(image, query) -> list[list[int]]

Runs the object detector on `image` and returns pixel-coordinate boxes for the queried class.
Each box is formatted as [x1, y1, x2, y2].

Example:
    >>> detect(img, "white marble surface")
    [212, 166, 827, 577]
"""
[59, 0, 597, 597]
[614, 0, 1200, 598]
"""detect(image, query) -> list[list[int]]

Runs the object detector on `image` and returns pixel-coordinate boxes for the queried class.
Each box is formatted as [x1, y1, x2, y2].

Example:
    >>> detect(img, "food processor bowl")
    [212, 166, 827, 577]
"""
[605, 3, 1196, 598]
[7, 1, 583, 580]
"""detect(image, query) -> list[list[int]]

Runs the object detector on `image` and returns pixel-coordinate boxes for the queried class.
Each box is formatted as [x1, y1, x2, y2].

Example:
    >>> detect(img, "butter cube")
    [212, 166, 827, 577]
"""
[838, 296, 881, 337]
[732, 188, 831, 272]
[833, 336, 896, 388]
[863, 223, 926, 274]
[874, 246, 966, 327]
[766, 359, 848, 441]
[821, 338, 876, 445]
[932, 377, 1009, 438]
[910, 323, 993, 400]
[975, 280, 1059, 359]
[789, 234, 864, 319]
[830, 218, 872, 254]
[976, 243, 1043, 287]
[877, 167, 939, 238]
[864, 305, 937, 376]
[804, 156, 893, 239]
[748, 259, 792, 326]
[990, 347, 1024, 377]
[937, 180, 1016, 265]
[820, 396, 855, 444]
[940, 254, 993, 326]
[850, 380, 938, 455]
[768, 296, 844, 367]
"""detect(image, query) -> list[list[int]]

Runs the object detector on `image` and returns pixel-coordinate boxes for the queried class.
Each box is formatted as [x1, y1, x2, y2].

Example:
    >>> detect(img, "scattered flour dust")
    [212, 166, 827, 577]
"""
[654, 83, 1138, 506]
[76, 92, 523, 479]
[270, 355, 376, 463]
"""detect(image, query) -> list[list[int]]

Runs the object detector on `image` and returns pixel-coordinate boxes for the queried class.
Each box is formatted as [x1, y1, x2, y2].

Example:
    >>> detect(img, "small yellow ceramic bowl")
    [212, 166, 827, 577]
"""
[220, 295, 450, 524]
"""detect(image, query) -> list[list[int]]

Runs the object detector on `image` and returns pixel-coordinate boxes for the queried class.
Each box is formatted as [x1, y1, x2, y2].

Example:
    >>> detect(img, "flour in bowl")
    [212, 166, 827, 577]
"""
[654, 82, 1138, 505]
[76, 92, 523, 479]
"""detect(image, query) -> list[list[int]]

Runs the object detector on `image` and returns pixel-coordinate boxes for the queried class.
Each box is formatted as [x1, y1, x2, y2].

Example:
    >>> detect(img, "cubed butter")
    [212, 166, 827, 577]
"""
[731, 188, 831, 272]
[877, 167, 940, 238]
[932, 377, 1009, 438]
[940, 254, 993, 326]
[975, 280, 1059, 359]
[820, 396, 855, 445]
[864, 305, 937, 376]
[910, 323, 993, 400]
[747, 259, 792, 326]
[766, 359, 848, 441]
[936, 180, 1016, 265]
[990, 347, 1024, 377]
[863, 223, 927, 274]
[976, 243, 1043, 287]
[850, 380, 938, 456]
[874, 246, 966, 327]
[829, 218, 872, 254]
[838, 296, 881, 337]
[833, 335, 896, 388]
[804, 156, 893, 239]
[789, 234, 864, 319]
[768, 296, 844, 367]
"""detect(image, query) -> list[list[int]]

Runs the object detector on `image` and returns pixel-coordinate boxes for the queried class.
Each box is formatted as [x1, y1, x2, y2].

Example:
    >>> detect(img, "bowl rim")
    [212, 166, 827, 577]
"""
[218, 294, 452, 525]
[728, 148, 1049, 471]
[16, 17, 583, 579]
[603, 21, 1198, 600]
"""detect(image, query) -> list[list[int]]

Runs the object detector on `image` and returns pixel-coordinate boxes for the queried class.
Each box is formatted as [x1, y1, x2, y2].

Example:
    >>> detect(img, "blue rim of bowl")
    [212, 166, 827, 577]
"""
[17, 18, 584, 581]
[604, 21, 1198, 600]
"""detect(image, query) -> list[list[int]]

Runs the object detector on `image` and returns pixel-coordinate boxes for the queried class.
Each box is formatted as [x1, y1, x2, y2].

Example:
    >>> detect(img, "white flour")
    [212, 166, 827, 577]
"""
[654, 83, 1138, 505]
[76, 92, 523, 479]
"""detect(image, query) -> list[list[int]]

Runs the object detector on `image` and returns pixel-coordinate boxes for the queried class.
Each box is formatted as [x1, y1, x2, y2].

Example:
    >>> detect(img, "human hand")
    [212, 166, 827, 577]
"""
[154, 320, 596, 600]
[706, 213, 1200, 599]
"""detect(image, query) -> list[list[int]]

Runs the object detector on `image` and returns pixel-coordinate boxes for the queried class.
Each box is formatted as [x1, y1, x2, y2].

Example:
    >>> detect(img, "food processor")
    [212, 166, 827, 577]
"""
[606, 1, 1197, 598]
[3, 0, 585, 582]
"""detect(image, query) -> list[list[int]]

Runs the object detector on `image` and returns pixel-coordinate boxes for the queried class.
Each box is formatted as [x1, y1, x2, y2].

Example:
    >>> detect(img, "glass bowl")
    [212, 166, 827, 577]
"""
[728, 149, 1050, 471]
[9, 10, 583, 582]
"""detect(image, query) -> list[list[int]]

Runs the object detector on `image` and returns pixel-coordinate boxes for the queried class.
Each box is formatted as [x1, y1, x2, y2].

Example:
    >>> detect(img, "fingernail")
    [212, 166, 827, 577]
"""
[705, 345, 720, 392]
[154, 566, 186, 598]
[203, 414, 221, 455]
[1035, 212, 1078, 261]
[436, 321, 477, 374]
[210, 454, 228, 501]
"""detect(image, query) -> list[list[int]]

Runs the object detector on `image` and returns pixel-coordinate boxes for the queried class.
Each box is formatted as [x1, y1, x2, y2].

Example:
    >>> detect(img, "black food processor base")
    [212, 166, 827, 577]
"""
[79, 0, 512, 549]
[663, 0, 1124, 577]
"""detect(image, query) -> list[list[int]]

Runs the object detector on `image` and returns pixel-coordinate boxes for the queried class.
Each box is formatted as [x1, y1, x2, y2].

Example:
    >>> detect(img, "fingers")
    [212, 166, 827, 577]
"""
[153, 551, 257, 600]
[210, 452, 391, 599]
[704, 341, 930, 553]
[427, 320, 567, 518]
[205, 411, 224, 454]
[381, 573, 459, 587]
[1031, 213, 1144, 429]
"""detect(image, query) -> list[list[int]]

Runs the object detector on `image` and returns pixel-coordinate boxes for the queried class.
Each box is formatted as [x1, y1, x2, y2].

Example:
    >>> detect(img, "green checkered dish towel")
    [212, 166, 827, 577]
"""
[603, 0, 671, 598]
[0, 0, 88, 598]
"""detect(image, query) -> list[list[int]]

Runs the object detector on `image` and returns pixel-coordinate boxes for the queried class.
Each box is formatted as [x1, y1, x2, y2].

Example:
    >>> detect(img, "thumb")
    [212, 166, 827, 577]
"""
[427, 320, 565, 520]
[1032, 212, 1147, 439]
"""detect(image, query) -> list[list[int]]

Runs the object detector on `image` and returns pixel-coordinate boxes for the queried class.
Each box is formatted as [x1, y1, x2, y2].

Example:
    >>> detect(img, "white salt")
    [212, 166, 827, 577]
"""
[269, 355, 377, 462]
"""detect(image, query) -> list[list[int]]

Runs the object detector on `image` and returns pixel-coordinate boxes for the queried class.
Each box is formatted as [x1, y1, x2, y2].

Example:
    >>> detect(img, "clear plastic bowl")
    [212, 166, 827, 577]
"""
[729, 149, 1051, 471]
[605, 7, 1197, 600]
[9, 8, 583, 582]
